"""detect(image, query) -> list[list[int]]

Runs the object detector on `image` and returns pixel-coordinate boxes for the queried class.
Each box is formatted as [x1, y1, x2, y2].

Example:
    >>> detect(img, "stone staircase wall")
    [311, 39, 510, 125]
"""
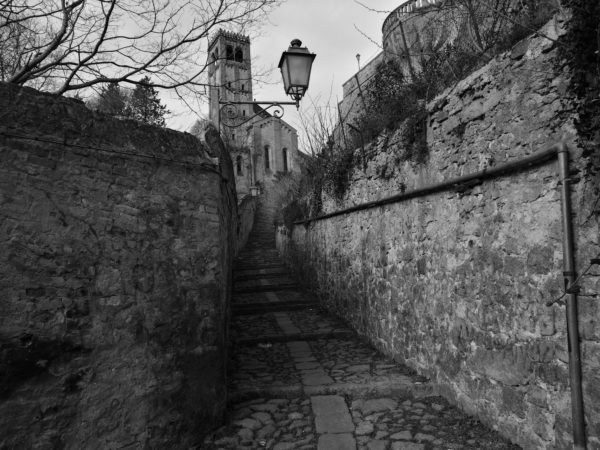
[237, 194, 257, 253]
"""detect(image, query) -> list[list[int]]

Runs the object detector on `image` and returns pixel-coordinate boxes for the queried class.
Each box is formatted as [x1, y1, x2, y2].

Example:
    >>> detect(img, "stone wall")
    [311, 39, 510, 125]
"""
[278, 18, 600, 449]
[237, 194, 258, 252]
[0, 83, 237, 448]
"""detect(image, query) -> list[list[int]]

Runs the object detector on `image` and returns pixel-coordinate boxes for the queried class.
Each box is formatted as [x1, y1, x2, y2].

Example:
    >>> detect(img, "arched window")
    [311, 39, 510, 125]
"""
[235, 48, 243, 62]
[282, 148, 288, 172]
[264, 145, 270, 170]
[236, 155, 243, 176]
[226, 45, 234, 60]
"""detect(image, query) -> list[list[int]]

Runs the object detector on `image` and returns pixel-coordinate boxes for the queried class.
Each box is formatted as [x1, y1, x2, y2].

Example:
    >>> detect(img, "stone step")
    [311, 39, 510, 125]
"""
[234, 257, 282, 264]
[233, 282, 299, 294]
[234, 267, 289, 277]
[234, 329, 356, 346]
[228, 377, 433, 403]
[231, 309, 351, 341]
[235, 251, 280, 258]
[236, 251, 278, 256]
[233, 263, 287, 271]
[236, 249, 279, 256]
[234, 271, 290, 282]
[234, 276, 296, 290]
[232, 299, 317, 315]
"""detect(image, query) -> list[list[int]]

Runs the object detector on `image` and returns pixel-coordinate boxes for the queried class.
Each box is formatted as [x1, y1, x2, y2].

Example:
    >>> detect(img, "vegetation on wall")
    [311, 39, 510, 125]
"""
[88, 77, 170, 127]
[284, 0, 561, 218]
[352, 0, 559, 148]
[558, 0, 600, 156]
[354, 60, 430, 164]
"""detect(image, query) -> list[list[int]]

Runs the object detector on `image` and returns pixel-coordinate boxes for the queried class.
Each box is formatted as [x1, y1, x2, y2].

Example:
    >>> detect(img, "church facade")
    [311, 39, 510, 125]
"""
[207, 30, 301, 198]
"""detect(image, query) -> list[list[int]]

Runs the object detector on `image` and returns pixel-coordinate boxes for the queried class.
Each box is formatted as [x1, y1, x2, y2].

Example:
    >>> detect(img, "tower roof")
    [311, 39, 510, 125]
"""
[208, 29, 250, 50]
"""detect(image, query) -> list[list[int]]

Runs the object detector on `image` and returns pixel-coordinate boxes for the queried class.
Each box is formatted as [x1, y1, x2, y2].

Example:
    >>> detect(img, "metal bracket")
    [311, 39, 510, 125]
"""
[218, 99, 298, 129]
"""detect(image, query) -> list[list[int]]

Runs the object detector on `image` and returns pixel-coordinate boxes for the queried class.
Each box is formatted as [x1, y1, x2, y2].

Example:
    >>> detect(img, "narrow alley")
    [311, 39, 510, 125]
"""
[202, 204, 520, 450]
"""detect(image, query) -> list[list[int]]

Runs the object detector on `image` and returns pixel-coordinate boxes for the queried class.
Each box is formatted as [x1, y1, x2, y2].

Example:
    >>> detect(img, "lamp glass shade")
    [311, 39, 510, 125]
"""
[278, 41, 316, 102]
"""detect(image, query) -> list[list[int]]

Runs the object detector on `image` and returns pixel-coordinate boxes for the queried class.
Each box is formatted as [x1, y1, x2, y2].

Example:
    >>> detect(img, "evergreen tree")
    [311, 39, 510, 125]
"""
[124, 76, 169, 127]
[94, 82, 127, 117]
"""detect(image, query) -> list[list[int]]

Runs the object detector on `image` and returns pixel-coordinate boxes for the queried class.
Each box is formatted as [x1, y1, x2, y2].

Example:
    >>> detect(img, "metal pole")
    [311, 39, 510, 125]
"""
[557, 144, 587, 450]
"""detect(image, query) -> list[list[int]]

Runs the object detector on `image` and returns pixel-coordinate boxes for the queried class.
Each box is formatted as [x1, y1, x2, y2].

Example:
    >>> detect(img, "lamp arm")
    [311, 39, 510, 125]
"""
[219, 100, 298, 129]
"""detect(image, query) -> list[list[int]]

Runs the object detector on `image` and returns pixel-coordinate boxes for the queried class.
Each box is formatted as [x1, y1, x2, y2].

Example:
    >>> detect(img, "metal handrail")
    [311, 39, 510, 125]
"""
[295, 146, 558, 225]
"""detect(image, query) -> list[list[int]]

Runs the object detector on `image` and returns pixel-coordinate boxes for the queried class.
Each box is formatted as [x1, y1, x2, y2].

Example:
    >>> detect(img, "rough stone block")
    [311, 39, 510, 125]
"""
[311, 395, 354, 434]
[318, 433, 356, 450]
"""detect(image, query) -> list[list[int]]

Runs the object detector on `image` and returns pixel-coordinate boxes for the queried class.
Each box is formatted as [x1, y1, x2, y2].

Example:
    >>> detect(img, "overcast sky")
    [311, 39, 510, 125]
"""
[165, 0, 408, 149]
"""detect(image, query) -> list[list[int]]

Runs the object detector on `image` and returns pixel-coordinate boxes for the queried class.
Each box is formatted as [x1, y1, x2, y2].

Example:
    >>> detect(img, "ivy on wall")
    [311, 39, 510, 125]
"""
[558, 0, 600, 155]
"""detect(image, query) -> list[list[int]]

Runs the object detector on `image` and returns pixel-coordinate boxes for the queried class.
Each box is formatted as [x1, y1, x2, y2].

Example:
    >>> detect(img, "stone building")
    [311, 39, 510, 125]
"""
[337, 0, 555, 130]
[207, 30, 301, 199]
[382, 0, 449, 75]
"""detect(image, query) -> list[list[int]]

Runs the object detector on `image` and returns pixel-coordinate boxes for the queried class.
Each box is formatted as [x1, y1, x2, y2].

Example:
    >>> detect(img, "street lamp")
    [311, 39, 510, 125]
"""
[219, 39, 316, 126]
[278, 39, 317, 106]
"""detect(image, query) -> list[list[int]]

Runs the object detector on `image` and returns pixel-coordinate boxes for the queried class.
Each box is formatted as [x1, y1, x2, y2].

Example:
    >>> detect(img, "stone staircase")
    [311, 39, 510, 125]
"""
[202, 202, 520, 450]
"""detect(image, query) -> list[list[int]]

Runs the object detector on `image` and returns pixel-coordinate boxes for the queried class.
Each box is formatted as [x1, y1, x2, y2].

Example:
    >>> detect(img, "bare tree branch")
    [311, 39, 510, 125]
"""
[1, 0, 281, 98]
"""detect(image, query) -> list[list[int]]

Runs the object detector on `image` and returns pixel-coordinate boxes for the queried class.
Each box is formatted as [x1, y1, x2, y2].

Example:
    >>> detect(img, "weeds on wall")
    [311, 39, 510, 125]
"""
[322, 145, 356, 201]
[558, 0, 600, 156]
[557, 0, 600, 228]
[270, 169, 324, 227]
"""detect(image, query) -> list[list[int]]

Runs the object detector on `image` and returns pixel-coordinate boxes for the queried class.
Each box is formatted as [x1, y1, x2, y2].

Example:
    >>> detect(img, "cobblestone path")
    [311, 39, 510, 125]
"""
[202, 205, 520, 450]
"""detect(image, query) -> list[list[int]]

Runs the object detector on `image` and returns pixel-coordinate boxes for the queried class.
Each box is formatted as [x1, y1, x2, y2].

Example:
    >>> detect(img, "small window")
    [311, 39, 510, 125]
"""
[231, 133, 235, 141]
[235, 48, 243, 62]
[226, 45, 234, 60]
[241, 83, 245, 91]
[227, 81, 232, 88]
[264, 145, 270, 170]
[282, 148, 288, 172]
[242, 110, 246, 116]
[236, 155, 243, 176]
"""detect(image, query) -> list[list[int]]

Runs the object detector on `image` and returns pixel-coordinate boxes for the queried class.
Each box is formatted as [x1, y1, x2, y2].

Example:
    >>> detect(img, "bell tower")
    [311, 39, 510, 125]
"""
[207, 30, 253, 142]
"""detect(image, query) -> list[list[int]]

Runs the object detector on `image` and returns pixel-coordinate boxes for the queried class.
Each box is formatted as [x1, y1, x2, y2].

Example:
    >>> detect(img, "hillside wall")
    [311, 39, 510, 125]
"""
[277, 18, 600, 449]
[0, 83, 237, 449]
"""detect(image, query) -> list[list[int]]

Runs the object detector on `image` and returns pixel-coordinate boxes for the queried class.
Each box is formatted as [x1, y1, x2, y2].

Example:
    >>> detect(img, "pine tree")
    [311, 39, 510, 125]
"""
[94, 82, 127, 117]
[124, 76, 169, 127]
